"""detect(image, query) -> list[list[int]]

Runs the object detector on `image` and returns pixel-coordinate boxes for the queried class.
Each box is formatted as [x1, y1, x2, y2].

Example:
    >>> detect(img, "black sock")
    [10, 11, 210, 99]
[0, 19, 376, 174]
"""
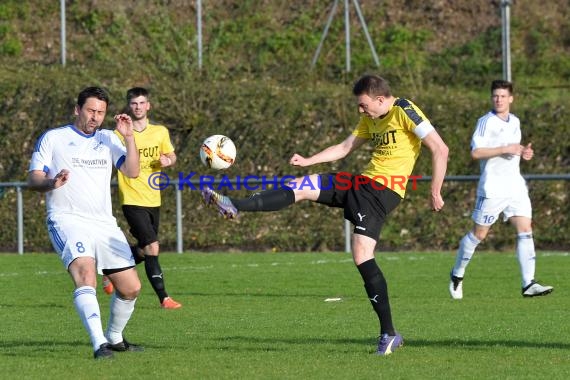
[357, 258, 395, 336]
[144, 255, 168, 302]
[232, 188, 295, 211]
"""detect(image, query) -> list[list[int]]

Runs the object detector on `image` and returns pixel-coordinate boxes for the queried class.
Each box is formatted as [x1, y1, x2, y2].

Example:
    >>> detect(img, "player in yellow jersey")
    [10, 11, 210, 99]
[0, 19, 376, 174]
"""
[104, 87, 181, 309]
[202, 74, 449, 355]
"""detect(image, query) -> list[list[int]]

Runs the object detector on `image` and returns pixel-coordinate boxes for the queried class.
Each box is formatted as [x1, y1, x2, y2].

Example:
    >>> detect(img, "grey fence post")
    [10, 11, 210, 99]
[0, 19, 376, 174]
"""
[176, 185, 183, 253]
[17, 186, 23, 255]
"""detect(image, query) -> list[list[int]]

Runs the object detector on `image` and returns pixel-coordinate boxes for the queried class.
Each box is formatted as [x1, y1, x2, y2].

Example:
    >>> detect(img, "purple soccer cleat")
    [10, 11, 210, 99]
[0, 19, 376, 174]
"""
[201, 186, 238, 219]
[376, 333, 404, 356]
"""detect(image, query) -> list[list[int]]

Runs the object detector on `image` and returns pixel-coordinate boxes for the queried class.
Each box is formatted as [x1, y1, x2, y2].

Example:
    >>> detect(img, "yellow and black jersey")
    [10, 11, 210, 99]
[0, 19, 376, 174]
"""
[352, 98, 431, 197]
[116, 123, 175, 207]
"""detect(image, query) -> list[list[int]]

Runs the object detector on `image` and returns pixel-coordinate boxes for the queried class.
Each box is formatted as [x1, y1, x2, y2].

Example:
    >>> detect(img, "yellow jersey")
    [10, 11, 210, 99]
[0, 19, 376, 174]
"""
[116, 123, 175, 207]
[352, 98, 428, 198]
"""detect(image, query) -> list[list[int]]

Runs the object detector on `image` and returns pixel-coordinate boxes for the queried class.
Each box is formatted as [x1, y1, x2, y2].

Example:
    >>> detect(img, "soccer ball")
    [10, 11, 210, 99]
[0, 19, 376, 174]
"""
[199, 134, 237, 170]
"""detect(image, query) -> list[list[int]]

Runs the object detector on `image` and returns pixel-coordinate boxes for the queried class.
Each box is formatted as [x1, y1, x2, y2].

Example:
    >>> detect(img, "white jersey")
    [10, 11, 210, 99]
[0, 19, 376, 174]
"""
[471, 111, 527, 198]
[29, 124, 127, 222]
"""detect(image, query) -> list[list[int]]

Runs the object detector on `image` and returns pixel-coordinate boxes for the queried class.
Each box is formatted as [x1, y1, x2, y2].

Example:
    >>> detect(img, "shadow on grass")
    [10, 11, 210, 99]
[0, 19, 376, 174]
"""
[0, 339, 89, 357]
[407, 338, 570, 350]
[0, 303, 67, 309]
[210, 336, 570, 351]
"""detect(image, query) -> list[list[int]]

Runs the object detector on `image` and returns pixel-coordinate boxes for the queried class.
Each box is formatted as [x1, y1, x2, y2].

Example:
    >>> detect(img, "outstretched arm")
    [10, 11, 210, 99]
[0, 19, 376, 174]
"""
[422, 130, 449, 211]
[290, 134, 367, 167]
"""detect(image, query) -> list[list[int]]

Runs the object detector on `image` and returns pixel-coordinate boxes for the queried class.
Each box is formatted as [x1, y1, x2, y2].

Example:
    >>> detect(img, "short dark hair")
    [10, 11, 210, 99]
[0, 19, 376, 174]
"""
[77, 87, 109, 108]
[352, 74, 392, 97]
[491, 79, 513, 94]
[126, 87, 149, 103]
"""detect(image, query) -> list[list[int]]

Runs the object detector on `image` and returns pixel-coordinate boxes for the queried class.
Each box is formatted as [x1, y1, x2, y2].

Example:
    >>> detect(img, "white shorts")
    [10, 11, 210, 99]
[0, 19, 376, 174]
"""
[471, 194, 532, 226]
[47, 214, 134, 274]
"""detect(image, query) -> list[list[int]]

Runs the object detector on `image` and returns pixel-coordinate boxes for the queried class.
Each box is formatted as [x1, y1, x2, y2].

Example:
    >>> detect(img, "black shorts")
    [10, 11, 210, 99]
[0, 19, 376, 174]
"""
[122, 205, 160, 248]
[315, 173, 402, 241]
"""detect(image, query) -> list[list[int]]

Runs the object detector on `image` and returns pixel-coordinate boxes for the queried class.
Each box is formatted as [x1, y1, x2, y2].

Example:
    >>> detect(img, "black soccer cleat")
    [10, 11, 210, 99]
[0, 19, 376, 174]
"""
[94, 343, 114, 360]
[108, 338, 144, 352]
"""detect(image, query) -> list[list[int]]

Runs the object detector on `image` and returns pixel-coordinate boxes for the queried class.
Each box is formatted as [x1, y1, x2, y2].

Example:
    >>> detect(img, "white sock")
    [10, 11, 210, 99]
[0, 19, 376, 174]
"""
[73, 286, 108, 351]
[452, 231, 481, 278]
[105, 293, 136, 344]
[516, 232, 536, 288]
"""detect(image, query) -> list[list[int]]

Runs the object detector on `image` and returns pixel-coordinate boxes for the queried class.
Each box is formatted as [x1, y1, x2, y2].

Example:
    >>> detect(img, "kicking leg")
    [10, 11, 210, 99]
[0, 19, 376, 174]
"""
[201, 174, 322, 217]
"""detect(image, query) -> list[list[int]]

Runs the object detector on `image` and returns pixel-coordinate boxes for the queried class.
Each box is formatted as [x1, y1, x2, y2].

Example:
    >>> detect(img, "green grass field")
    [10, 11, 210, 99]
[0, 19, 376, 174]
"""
[0, 251, 568, 379]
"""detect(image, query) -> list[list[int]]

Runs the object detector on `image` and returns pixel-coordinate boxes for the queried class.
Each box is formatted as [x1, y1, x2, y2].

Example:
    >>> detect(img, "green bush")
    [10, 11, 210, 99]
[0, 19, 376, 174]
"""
[0, 0, 568, 252]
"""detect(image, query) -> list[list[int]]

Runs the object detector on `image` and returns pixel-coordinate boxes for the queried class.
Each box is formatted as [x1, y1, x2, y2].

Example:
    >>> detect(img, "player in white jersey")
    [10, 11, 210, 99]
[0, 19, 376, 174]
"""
[449, 80, 553, 299]
[28, 87, 144, 359]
